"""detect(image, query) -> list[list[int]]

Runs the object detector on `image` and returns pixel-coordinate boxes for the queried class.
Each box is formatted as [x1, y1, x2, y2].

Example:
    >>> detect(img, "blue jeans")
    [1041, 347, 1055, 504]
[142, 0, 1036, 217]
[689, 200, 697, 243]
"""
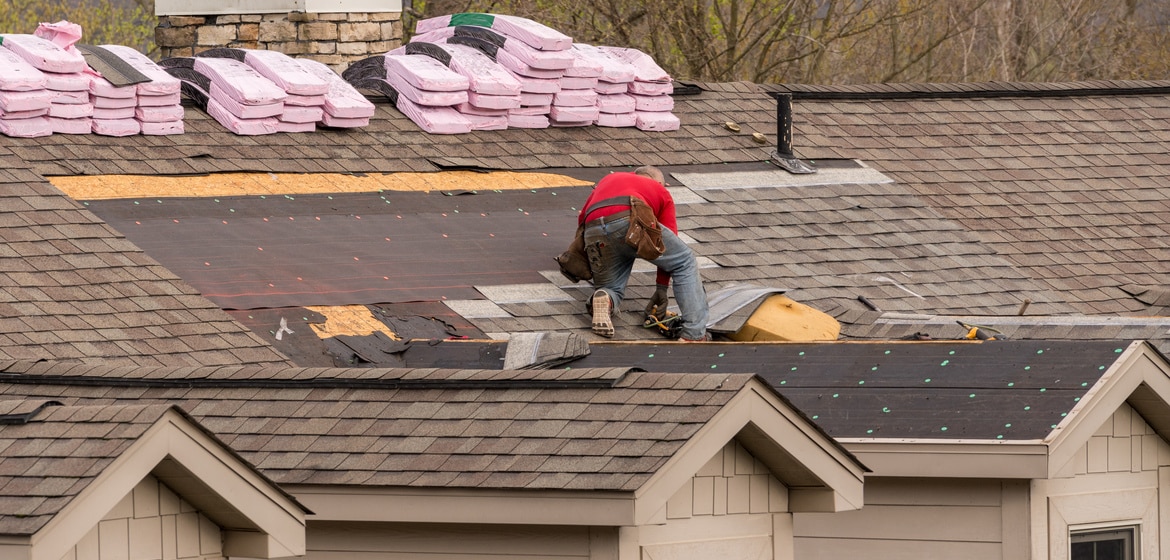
[583, 215, 709, 339]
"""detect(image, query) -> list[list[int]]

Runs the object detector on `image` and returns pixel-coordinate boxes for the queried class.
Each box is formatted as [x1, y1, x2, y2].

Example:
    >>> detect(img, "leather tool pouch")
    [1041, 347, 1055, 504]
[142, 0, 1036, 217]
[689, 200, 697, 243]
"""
[555, 223, 592, 282]
[625, 196, 665, 260]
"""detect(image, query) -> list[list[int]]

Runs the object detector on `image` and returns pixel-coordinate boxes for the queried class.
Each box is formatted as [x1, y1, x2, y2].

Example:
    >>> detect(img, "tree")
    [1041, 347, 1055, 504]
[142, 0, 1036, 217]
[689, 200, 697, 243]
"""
[412, 0, 1170, 85]
[0, 0, 155, 55]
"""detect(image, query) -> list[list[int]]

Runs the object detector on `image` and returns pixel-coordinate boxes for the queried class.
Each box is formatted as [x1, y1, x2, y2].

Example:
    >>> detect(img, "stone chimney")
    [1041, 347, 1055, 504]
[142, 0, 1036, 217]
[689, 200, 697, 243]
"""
[154, 0, 403, 71]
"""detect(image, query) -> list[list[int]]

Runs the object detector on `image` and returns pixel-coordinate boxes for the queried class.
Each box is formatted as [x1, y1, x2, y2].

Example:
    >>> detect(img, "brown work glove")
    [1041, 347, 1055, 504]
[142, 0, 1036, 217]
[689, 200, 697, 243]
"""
[645, 284, 669, 320]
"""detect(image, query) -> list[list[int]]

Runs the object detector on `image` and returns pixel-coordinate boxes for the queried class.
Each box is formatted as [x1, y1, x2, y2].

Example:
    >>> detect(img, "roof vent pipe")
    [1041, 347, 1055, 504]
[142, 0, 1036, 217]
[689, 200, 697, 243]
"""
[770, 93, 817, 174]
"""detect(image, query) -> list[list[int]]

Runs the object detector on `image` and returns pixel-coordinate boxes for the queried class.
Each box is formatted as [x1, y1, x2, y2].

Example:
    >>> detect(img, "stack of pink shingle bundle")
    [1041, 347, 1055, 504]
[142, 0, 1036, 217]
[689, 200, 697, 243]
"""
[411, 25, 572, 129]
[0, 45, 52, 137]
[88, 74, 139, 136]
[414, 14, 578, 129]
[365, 51, 472, 134]
[192, 56, 286, 135]
[100, 44, 184, 135]
[388, 41, 520, 131]
[294, 58, 375, 128]
[597, 46, 678, 131]
[0, 34, 88, 137]
[571, 43, 638, 128]
[240, 49, 328, 133]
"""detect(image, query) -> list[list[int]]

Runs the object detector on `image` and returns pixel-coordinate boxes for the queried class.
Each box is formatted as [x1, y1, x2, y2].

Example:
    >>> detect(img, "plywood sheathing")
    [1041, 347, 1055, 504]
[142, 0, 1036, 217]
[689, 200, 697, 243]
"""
[305, 305, 399, 339]
[50, 171, 593, 200]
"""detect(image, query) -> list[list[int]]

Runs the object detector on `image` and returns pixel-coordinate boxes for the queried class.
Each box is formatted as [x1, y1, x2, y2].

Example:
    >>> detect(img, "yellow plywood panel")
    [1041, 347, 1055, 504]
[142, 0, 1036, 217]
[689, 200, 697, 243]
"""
[727, 295, 840, 342]
[50, 171, 592, 200]
[305, 305, 399, 339]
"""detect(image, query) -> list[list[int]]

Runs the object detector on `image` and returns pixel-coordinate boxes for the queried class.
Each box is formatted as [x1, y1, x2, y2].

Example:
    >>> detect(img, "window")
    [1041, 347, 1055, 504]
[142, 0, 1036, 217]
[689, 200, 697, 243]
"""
[1071, 526, 1137, 560]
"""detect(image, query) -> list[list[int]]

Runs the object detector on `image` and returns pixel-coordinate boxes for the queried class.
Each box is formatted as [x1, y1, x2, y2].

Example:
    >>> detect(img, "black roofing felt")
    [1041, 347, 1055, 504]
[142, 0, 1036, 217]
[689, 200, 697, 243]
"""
[83, 187, 584, 309]
[394, 339, 1132, 441]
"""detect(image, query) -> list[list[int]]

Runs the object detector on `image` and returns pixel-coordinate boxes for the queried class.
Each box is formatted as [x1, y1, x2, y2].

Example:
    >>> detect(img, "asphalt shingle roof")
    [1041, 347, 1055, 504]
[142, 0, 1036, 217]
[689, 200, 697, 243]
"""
[0, 362, 751, 491]
[0, 401, 172, 535]
[0, 156, 291, 367]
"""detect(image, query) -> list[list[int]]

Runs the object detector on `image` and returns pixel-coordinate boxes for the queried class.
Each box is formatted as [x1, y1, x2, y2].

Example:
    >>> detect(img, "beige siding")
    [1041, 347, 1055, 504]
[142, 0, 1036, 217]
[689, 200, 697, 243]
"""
[59, 475, 224, 560]
[1034, 403, 1170, 560]
[1064, 402, 1170, 476]
[793, 478, 1021, 560]
[646, 441, 790, 560]
[666, 441, 788, 520]
[300, 520, 595, 560]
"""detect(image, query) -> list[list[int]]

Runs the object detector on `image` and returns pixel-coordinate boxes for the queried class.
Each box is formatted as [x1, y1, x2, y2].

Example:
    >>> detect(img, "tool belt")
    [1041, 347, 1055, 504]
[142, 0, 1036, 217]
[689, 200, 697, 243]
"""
[556, 195, 665, 283]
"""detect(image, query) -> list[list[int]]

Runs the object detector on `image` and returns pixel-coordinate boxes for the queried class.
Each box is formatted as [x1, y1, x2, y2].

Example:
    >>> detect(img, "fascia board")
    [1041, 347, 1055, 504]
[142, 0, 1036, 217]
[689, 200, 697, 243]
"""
[632, 379, 866, 524]
[29, 409, 305, 560]
[285, 485, 636, 526]
[1045, 341, 1170, 478]
[839, 440, 1049, 478]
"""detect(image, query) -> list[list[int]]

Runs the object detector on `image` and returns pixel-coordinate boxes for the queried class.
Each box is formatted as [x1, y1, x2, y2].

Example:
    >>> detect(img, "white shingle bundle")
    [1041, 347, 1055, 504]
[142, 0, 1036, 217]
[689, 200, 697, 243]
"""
[100, 44, 184, 135]
[294, 58, 375, 128]
[0, 45, 52, 137]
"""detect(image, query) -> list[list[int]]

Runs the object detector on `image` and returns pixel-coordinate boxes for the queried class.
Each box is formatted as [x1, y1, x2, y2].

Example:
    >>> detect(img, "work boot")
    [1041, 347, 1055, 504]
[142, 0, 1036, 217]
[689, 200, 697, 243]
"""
[591, 290, 615, 337]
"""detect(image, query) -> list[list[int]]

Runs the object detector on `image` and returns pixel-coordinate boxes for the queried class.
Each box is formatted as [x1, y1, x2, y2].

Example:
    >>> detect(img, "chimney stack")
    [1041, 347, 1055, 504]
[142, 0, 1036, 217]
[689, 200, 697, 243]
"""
[154, 0, 403, 71]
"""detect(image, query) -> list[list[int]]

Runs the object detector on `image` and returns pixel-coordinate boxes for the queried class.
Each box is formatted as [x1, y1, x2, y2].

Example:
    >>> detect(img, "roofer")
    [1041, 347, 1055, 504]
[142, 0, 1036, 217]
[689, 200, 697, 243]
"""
[578, 166, 710, 341]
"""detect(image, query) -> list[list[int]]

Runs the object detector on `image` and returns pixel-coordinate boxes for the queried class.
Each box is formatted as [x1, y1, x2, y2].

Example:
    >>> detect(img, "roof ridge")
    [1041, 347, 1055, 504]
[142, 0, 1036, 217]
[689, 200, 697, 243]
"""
[763, 79, 1170, 100]
[0, 362, 638, 389]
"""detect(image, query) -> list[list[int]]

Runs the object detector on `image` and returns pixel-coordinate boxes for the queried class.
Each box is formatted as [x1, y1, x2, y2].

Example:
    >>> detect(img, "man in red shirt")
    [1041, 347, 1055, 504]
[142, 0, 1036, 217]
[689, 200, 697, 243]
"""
[577, 166, 710, 341]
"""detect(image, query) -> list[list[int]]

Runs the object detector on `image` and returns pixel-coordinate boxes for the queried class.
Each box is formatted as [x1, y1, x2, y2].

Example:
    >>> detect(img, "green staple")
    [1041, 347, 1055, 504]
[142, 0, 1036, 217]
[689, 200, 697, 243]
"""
[812, 415, 818, 419]
[710, 365, 717, 369]
[1081, 382, 1088, 386]
[1005, 423, 1012, 427]
[832, 393, 839, 398]
[1040, 388, 1047, 392]
[969, 393, 976, 398]
[718, 353, 725, 357]
[858, 380, 865, 385]
[1024, 366, 1031, 370]
[1024, 406, 1031, 410]
[884, 350, 890, 354]
[924, 378, 932, 383]
[647, 354, 654, 358]
[871, 366, 878, 371]
[780, 380, 786, 385]
[940, 360, 949, 366]
[1037, 349, 1044, 354]
[791, 367, 797, 371]
[866, 429, 873, 434]
[1007, 382, 1015, 387]
[948, 350, 955, 355]
[941, 426, 948, 431]
[882, 407, 890, 413]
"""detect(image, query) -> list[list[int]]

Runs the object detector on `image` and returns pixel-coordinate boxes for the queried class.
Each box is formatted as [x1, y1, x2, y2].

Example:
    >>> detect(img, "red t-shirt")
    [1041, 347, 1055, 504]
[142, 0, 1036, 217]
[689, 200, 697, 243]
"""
[578, 172, 677, 285]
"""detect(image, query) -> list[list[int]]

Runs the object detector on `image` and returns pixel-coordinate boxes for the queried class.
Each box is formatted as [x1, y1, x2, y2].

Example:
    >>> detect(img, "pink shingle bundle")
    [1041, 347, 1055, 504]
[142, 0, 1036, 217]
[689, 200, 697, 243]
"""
[0, 34, 86, 73]
[0, 34, 93, 136]
[100, 44, 184, 135]
[343, 54, 470, 134]
[89, 74, 139, 136]
[294, 58, 375, 128]
[388, 41, 522, 126]
[191, 56, 285, 134]
[595, 46, 678, 131]
[241, 49, 330, 132]
[415, 13, 572, 51]
[0, 46, 52, 137]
